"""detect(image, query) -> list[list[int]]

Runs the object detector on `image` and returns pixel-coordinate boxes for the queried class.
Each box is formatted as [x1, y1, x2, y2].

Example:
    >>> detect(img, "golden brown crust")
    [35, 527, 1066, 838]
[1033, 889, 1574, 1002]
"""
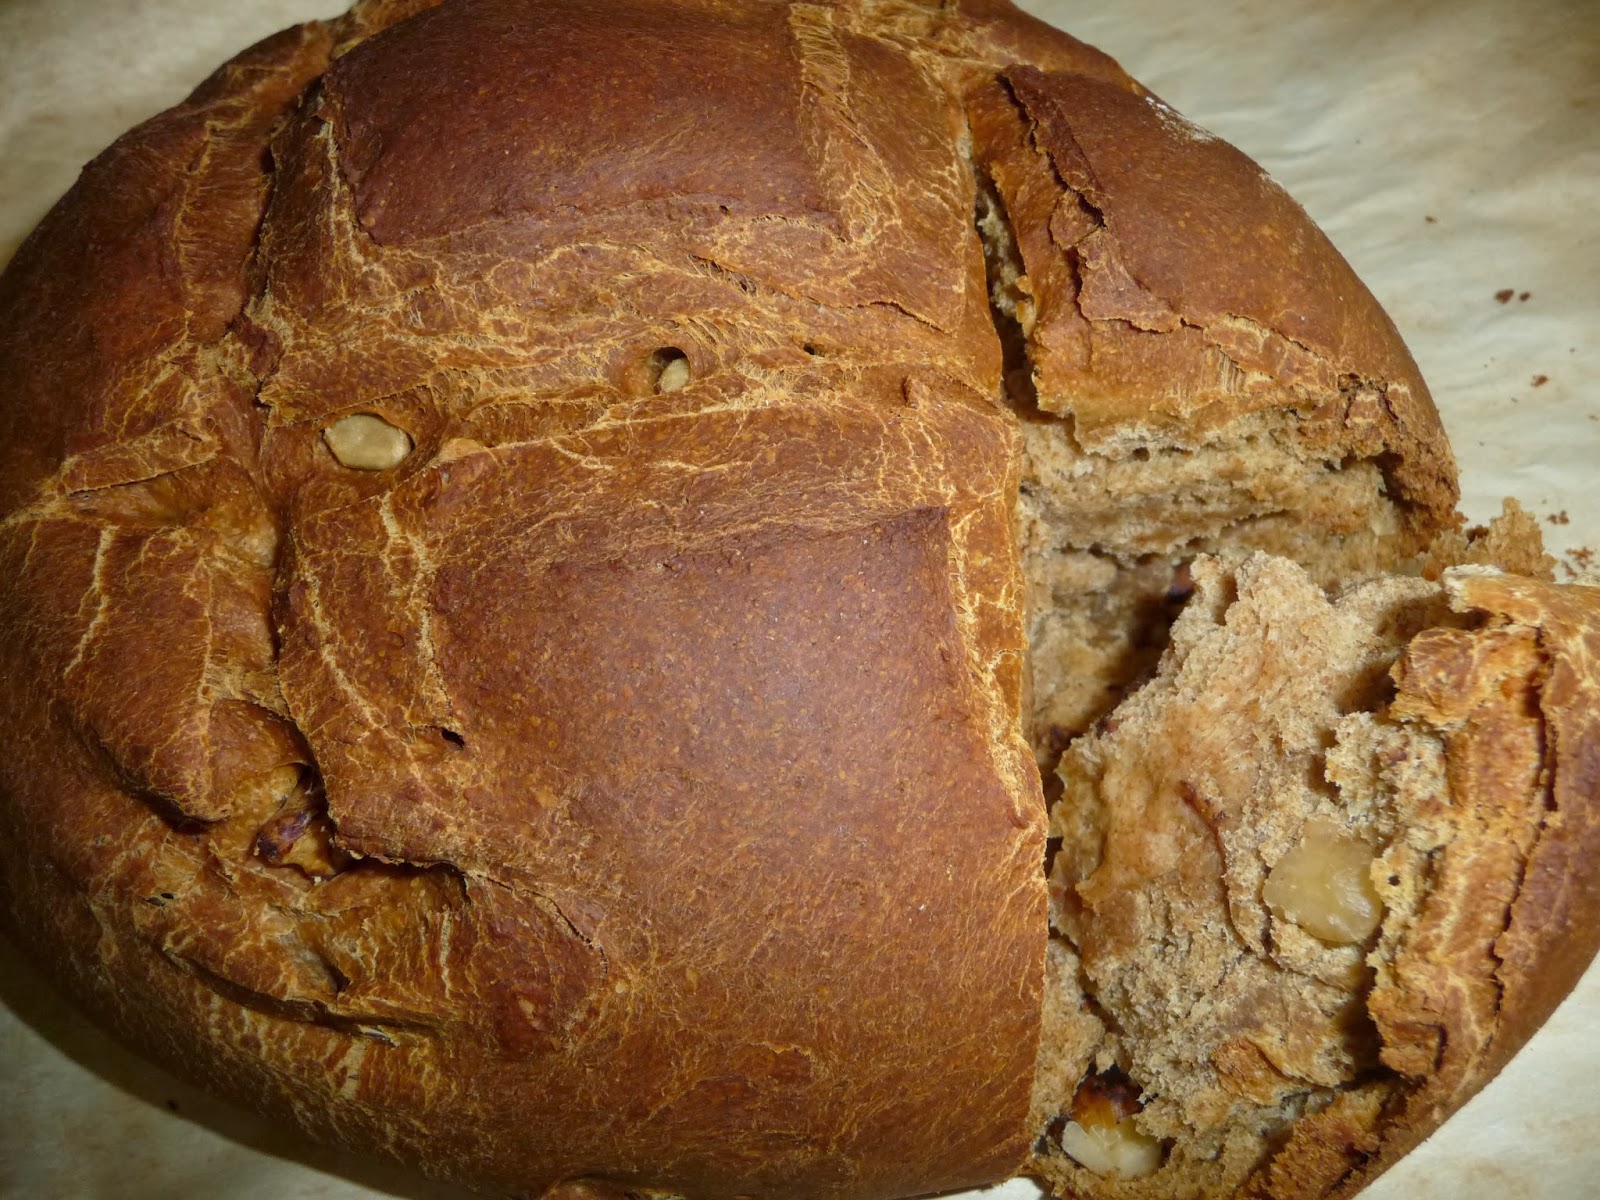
[0, 21, 331, 516]
[0, 2, 1044, 1196]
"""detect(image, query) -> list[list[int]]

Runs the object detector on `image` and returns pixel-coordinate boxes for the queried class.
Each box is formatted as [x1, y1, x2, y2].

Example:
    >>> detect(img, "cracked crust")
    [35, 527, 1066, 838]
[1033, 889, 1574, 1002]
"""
[965, 63, 1457, 534]
[0, 1, 1509, 1198]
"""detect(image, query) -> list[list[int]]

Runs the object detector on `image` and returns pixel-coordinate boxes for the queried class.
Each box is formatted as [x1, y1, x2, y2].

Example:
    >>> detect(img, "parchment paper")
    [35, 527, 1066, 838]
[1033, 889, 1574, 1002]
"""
[1, 1, 1596, 1197]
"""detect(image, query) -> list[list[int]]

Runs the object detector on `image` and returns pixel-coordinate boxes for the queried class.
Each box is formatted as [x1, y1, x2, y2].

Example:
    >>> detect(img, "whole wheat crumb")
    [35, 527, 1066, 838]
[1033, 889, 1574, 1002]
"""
[1495, 289, 1515, 304]
[1419, 499, 1554, 581]
[1532, 374, 1550, 387]
[1549, 512, 1570, 526]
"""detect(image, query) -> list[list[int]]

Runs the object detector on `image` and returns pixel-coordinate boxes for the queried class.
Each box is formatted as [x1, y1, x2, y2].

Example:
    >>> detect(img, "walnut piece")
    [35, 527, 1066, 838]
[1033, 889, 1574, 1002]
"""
[1263, 818, 1384, 944]
[655, 355, 690, 393]
[323, 413, 413, 470]
[1060, 1118, 1163, 1178]
[1060, 1069, 1164, 1179]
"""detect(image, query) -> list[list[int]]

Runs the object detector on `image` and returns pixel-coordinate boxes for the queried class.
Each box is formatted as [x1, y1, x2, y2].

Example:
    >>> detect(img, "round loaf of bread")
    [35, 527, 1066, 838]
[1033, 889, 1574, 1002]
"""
[3, 1, 1591, 1199]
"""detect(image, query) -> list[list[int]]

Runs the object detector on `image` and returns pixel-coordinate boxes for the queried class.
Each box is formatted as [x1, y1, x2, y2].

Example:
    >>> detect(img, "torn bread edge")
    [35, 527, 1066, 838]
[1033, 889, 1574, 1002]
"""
[1030, 540, 1600, 1200]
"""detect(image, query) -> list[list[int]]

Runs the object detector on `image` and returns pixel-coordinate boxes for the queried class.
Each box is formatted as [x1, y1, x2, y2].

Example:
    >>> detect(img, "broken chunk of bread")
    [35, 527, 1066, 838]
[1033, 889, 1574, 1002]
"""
[1037, 552, 1600, 1199]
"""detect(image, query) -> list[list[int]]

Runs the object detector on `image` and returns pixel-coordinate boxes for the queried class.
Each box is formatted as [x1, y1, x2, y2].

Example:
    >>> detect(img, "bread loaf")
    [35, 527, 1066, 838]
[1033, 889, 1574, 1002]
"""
[0, 1, 1592, 1198]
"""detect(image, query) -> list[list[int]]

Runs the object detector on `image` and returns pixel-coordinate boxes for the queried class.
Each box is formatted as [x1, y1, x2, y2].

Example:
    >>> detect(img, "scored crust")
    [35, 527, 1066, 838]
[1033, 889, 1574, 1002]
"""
[0, 1, 1488, 1198]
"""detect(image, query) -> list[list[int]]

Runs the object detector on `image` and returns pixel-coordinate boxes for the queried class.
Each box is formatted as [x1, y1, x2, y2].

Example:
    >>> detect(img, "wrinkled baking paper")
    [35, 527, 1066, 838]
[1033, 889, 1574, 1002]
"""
[1, 0, 1596, 1196]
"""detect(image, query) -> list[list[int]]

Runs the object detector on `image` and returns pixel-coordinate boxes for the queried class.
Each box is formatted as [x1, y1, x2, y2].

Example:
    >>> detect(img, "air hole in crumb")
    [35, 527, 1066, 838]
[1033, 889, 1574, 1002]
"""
[1131, 447, 1150, 461]
[1165, 561, 1196, 605]
[438, 727, 466, 749]
[1037, 1114, 1068, 1154]
[803, 342, 819, 356]
[648, 348, 691, 393]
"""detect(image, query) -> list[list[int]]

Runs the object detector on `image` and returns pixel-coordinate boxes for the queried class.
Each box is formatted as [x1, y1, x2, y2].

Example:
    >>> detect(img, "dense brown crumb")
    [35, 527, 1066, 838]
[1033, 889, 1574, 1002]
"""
[1030, 506, 1597, 1200]
[1532, 374, 1549, 387]
[1548, 510, 1570, 525]
[1496, 289, 1515, 303]
[1036, 554, 1442, 1199]
[1418, 498, 1553, 581]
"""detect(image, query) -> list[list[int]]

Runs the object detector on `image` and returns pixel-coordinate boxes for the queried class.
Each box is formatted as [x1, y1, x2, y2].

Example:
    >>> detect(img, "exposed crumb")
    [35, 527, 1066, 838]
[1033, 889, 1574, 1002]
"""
[1420, 498, 1554, 581]
[1549, 511, 1570, 526]
[1532, 374, 1550, 387]
[1495, 289, 1515, 304]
